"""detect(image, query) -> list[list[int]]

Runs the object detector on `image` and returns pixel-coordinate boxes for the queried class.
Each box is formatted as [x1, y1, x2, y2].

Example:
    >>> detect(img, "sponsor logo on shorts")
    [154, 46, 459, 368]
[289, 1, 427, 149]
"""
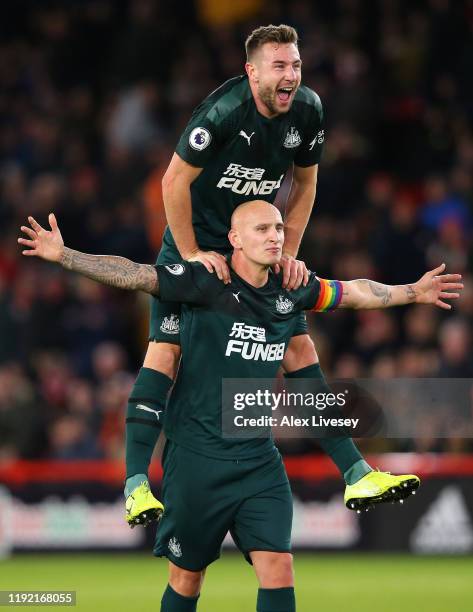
[160, 314, 180, 335]
[165, 264, 185, 276]
[275, 295, 294, 314]
[283, 127, 301, 148]
[189, 127, 211, 151]
[168, 537, 182, 557]
[225, 322, 285, 362]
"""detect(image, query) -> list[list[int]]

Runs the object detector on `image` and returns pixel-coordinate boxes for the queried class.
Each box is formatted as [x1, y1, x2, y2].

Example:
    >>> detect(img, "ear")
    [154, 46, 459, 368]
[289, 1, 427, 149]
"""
[245, 61, 258, 83]
[228, 228, 242, 250]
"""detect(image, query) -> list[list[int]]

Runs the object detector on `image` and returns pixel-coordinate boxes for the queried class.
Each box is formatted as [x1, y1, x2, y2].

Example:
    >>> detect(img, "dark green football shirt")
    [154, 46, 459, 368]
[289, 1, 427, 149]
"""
[156, 262, 336, 459]
[165, 75, 324, 251]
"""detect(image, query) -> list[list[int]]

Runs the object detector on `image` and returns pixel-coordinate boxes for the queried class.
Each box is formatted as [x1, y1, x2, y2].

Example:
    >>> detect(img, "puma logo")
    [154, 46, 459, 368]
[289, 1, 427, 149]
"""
[239, 130, 255, 146]
[136, 404, 162, 420]
[232, 292, 241, 303]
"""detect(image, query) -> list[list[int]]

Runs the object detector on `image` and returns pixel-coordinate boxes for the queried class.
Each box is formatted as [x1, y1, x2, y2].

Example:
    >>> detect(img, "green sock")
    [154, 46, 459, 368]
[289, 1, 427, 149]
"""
[161, 585, 199, 611]
[257, 587, 295, 612]
[124, 473, 148, 499]
[284, 364, 372, 484]
[125, 367, 173, 481]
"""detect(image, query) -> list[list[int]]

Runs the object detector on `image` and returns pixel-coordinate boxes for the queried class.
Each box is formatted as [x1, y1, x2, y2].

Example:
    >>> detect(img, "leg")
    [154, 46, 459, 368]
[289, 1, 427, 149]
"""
[252, 552, 295, 612]
[124, 294, 182, 526]
[126, 342, 181, 482]
[284, 334, 420, 511]
[143, 340, 181, 377]
[169, 562, 205, 596]
[283, 333, 372, 485]
[251, 551, 294, 588]
[231, 452, 295, 612]
[160, 562, 204, 611]
[126, 239, 188, 526]
[154, 441, 238, 570]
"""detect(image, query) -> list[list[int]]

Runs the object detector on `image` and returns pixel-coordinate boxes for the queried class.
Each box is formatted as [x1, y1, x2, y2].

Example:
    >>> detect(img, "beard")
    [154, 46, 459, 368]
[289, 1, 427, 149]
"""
[258, 84, 280, 116]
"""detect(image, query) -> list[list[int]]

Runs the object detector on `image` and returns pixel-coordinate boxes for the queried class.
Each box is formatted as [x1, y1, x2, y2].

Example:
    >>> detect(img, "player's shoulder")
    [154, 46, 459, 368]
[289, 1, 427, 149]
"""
[270, 269, 320, 308]
[271, 268, 318, 286]
[197, 76, 252, 126]
[294, 84, 322, 112]
[185, 261, 226, 294]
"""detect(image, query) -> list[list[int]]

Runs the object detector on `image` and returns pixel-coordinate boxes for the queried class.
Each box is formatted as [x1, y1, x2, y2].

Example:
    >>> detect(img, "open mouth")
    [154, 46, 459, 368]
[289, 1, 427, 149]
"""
[277, 86, 294, 103]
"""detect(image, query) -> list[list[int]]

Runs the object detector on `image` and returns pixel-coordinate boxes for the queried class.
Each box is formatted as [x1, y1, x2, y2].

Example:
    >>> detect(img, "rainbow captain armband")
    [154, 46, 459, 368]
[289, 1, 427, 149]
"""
[312, 278, 343, 312]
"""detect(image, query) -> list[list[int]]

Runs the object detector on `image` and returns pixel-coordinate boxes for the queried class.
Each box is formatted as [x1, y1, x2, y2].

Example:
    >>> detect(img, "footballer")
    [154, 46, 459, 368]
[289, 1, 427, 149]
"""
[19, 201, 463, 612]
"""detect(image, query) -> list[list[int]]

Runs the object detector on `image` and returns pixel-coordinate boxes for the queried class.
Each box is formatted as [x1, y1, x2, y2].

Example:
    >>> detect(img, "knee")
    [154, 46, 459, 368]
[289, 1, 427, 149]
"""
[252, 552, 294, 589]
[169, 565, 204, 597]
[286, 334, 318, 370]
[143, 342, 181, 377]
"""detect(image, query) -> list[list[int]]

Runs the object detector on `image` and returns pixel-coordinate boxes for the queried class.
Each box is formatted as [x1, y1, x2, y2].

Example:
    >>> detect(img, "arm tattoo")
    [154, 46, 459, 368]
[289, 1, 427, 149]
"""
[60, 247, 159, 295]
[356, 279, 392, 306]
[405, 284, 417, 301]
[367, 280, 392, 305]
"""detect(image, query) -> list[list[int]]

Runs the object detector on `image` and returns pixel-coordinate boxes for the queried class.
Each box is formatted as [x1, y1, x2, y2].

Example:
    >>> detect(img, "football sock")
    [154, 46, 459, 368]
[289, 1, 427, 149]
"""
[124, 473, 148, 498]
[284, 364, 372, 484]
[125, 367, 173, 481]
[257, 587, 295, 611]
[161, 585, 199, 611]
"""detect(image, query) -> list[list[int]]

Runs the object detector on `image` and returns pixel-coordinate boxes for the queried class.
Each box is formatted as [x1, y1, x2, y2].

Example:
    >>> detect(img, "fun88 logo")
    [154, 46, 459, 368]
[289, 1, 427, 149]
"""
[225, 322, 285, 362]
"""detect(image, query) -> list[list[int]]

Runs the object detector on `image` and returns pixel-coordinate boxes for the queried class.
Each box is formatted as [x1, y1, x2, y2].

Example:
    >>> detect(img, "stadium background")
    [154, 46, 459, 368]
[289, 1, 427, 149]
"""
[0, 0, 472, 610]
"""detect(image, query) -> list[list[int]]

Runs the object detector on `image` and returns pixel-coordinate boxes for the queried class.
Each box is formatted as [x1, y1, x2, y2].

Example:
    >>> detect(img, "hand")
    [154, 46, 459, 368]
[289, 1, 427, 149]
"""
[186, 249, 231, 284]
[18, 214, 65, 262]
[273, 254, 309, 290]
[413, 263, 463, 310]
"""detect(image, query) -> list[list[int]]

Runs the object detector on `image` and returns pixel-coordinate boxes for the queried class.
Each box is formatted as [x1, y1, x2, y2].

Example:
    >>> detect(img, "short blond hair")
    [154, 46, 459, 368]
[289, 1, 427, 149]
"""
[245, 24, 298, 61]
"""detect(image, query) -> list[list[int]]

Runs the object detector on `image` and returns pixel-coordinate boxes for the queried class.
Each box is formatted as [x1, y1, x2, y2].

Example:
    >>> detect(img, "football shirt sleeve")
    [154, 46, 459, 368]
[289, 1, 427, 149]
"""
[175, 105, 221, 168]
[294, 94, 324, 167]
[155, 262, 218, 305]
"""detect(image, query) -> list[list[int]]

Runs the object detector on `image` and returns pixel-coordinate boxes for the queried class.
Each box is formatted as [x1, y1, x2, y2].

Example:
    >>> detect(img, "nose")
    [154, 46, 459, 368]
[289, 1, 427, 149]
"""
[268, 227, 281, 243]
[284, 66, 297, 82]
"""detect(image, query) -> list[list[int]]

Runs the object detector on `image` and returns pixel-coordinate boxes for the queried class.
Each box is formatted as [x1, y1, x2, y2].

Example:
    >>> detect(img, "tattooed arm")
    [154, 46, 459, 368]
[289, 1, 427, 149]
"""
[338, 264, 463, 311]
[19, 214, 160, 296]
[60, 249, 159, 295]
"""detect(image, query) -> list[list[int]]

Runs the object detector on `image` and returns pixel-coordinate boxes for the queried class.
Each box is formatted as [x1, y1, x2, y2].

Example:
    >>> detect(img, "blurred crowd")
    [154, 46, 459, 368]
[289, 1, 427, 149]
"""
[0, 0, 472, 461]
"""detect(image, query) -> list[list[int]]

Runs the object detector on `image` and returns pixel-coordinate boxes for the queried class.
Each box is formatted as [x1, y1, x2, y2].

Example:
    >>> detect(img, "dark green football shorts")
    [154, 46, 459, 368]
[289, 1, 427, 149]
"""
[149, 230, 308, 343]
[153, 441, 293, 571]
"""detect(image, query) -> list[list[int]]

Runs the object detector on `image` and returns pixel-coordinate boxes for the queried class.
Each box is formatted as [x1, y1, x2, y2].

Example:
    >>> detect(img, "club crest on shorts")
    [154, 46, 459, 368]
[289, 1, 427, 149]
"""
[165, 263, 185, 276]
[168, 537, 182, 557]
[275, 294, 294, 314]
[160, 314, 180, 334]
[189, 127, 211, 151]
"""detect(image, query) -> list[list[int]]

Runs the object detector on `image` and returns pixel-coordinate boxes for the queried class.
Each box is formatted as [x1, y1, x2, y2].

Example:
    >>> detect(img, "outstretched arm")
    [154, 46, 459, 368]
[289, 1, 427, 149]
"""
[19, 214, 160, 296]
[338, 265, 463, 310]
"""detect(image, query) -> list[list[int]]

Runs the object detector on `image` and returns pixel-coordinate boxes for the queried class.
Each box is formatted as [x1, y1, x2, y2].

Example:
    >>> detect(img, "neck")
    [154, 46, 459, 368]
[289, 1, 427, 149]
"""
[249, 80, 276, 119]
[230, 251, 270, 287]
